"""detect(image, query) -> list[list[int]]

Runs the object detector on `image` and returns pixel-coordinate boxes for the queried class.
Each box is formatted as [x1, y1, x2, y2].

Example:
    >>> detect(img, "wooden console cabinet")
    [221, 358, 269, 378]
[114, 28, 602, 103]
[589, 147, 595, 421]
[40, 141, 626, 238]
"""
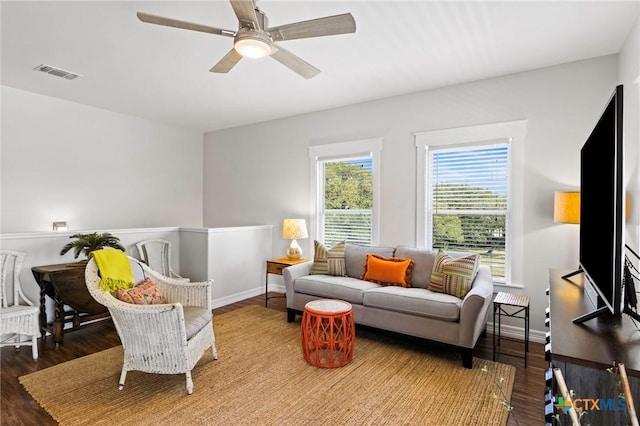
[546, 269, 639, 425]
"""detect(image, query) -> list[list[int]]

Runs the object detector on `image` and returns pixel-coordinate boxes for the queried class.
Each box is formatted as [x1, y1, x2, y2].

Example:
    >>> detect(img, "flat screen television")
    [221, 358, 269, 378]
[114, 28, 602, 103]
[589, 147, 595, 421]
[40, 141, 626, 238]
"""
[574, 84, 625, 324]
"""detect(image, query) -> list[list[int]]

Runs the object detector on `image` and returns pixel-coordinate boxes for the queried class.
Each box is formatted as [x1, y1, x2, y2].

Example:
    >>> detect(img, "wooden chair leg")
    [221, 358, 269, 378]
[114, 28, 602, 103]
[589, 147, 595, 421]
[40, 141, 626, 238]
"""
[461, 348, 473, 369]
[287, 308, 296, 323]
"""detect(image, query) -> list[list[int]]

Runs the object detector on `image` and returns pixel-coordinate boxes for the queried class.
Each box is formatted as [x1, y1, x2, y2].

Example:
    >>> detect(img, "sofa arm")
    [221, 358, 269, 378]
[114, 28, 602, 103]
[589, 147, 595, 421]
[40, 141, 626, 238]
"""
[283, 261, 313, 306]
[458, 264, 493, 348]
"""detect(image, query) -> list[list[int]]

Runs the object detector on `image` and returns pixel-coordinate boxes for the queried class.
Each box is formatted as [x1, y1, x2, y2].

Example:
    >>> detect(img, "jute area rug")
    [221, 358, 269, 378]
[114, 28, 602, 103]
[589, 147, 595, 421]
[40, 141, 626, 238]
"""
[20, 305, 515, 426]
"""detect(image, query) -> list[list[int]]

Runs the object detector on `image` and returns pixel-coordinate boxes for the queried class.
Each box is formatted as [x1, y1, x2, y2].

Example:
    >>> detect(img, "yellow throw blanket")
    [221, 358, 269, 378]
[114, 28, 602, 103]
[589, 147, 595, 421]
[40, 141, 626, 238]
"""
[93, 249, 134, 294]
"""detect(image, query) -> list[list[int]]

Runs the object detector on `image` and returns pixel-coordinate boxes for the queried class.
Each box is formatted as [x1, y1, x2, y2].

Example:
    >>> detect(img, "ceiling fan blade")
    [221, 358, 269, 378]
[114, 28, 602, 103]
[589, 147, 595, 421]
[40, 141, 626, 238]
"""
[270, 45, 320, 79]
[230, 0, 259, 29]
[268, 13, 356, 42]
[137, 12, 233, 37]
[210, 49, 243, 73]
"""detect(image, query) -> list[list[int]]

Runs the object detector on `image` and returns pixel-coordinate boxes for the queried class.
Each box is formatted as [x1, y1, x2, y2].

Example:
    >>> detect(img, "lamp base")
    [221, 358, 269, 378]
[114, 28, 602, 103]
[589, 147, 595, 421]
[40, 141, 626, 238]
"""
[286, 239, 302, 260]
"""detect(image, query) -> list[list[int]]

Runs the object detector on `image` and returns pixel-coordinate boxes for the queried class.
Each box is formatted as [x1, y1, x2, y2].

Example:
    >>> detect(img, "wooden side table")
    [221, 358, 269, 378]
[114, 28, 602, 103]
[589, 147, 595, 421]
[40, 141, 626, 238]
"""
[493, 291, 530, 367]
[31, 263, 110, 346]
[265, 257, 309, 307]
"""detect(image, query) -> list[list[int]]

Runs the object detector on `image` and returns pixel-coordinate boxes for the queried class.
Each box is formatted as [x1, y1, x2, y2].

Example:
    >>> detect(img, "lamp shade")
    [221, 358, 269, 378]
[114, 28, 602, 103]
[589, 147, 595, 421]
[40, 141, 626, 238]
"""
[282, 219, 308, 240]
[554, 192, 580, 224]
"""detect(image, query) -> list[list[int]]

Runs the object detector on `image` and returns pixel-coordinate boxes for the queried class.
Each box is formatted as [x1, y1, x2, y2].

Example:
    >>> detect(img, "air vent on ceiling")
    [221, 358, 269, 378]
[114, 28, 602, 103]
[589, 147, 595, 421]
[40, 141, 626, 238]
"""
[33, 64, 81, 80]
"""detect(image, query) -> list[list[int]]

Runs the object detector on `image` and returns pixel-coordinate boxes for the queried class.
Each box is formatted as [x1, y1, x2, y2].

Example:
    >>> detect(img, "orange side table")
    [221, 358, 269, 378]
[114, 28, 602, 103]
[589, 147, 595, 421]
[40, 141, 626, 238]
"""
[301, 299, 355, 368]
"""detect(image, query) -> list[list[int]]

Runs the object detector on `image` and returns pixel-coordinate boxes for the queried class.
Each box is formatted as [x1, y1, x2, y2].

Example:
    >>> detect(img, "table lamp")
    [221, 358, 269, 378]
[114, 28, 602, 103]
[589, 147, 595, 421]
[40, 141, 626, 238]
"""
[554, 191, 580, 279]
[553, 192, 580, 224]
[282, 219, 308, 260]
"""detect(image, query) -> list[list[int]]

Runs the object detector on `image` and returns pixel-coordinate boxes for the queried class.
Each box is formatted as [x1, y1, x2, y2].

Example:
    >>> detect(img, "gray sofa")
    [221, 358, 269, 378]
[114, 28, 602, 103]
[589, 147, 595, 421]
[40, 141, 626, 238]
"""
[283, 243, 494, 368]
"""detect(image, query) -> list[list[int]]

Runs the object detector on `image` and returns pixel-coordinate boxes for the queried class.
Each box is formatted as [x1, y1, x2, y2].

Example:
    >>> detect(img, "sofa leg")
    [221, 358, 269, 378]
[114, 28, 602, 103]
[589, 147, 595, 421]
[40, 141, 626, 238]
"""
[287, 309, 296, 323]
[461, 348, 473, 369]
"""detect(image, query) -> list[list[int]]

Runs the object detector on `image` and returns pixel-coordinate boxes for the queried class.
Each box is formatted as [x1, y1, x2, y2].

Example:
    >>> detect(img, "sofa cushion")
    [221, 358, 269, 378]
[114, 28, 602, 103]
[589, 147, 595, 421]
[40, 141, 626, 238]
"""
[345, 243, 395, 279]
[294, 275, 380, 305]
[394, 246, 437, 289]
[310, 240, 346, 276]
[429, 250, 479, 298]
[362, 286, 462, 321]
[360, 254, 414, 287]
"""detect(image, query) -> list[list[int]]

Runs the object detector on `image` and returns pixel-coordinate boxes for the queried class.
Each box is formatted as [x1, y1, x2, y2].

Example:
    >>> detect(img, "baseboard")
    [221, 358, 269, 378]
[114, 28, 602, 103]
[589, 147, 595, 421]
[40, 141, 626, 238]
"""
[211, 287, 264, 309]
[487, 321, 546, 344]
[267, 284, 286, 294]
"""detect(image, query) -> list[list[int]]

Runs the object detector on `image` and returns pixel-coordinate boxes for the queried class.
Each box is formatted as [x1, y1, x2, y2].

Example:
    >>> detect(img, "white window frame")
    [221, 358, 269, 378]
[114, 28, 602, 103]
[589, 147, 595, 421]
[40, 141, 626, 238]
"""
[309, 138, 382, 246]
[414, 121, 526, 288]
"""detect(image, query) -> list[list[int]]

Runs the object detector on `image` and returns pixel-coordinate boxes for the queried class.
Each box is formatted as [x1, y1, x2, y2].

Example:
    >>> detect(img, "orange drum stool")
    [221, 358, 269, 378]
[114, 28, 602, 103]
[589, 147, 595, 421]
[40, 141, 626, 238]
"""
[301, 299, 355, 368]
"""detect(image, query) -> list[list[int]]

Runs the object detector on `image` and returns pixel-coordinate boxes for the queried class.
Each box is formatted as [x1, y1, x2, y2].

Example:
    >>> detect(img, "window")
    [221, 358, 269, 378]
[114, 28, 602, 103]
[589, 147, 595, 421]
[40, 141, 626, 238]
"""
[415, 121, 526, 287]
[428, 143, 509, 280]
[321, 157, 373, 245]
[309, 139, 381, 246]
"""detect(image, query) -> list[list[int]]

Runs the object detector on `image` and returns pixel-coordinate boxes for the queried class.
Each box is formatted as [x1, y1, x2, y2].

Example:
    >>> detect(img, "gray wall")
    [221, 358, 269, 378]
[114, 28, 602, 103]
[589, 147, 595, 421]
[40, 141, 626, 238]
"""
[1, 86, 204, 233]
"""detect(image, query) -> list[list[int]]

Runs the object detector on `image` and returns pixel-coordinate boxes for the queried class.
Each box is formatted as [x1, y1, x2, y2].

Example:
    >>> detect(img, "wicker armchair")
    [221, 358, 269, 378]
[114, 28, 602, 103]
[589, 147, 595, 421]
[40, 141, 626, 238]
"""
[135, 239, 188, 282]
[85, 256, 217, 395]
[0, 250, 40, 360]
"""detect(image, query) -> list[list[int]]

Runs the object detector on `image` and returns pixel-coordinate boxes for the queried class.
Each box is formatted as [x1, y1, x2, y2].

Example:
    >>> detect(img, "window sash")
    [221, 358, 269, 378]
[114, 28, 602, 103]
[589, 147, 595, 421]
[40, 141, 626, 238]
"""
[427, 143, 509, 280]
[319, 156, 373, 246]
[322, 210, 372, 246]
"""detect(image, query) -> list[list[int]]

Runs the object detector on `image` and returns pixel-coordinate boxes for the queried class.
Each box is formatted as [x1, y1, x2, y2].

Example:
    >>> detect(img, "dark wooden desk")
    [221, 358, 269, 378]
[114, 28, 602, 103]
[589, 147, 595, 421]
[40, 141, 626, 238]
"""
[546, 269, 639, 425]
[31, 263, 109, 346]
[548, 269, 640, 375]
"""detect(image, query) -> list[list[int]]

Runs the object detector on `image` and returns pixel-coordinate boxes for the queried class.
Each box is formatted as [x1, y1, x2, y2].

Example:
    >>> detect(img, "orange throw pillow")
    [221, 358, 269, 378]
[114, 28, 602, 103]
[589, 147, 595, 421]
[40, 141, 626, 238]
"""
[360, 254, 414, 287]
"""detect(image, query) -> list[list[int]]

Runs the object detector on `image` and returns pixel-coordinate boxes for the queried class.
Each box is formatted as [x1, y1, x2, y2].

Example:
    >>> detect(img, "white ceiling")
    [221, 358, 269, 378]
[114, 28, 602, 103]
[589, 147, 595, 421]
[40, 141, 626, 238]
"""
[2, 1, 638, 133]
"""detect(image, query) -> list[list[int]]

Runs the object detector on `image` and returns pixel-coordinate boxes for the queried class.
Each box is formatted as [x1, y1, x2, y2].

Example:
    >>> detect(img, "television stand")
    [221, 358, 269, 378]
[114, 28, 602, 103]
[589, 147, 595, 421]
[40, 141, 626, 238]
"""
[573, 303, 640, 324]
[546, 269, 640, 425]
[561, 267, 582, 280]
[624, 305, 640, 322]
[572, 306, 610, 324]
[570, 262, 640, 324]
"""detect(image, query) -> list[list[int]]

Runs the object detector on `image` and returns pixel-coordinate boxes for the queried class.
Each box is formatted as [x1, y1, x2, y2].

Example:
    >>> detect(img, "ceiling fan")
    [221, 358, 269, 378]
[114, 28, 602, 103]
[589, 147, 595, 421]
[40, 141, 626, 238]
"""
[137, 0, 356, 79]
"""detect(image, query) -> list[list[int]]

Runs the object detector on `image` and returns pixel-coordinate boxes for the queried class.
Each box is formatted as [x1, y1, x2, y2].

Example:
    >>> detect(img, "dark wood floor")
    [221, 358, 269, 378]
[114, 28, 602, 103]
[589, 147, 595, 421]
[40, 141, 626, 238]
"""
[1, 294, 545, 425]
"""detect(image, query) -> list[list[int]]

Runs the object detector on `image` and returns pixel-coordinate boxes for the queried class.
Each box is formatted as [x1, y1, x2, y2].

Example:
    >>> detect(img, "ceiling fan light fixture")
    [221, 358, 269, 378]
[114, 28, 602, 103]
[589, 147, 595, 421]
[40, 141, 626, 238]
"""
[234, 31, 272, 58]
[137, 3, 357, 77]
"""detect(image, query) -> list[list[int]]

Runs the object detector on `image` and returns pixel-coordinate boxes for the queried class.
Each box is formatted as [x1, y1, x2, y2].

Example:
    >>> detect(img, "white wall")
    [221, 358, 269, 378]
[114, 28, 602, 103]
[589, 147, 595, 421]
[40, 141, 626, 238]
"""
[203, 54, 626, 338]
[179, 225, 273, 308]
[1, 86, 204, 233]
[619, 17, 640, 250]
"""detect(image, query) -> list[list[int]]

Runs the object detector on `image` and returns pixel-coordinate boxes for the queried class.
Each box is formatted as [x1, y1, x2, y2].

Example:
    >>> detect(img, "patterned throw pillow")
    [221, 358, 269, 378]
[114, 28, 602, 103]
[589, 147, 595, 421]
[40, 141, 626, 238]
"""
[428, 250, 479, 298]
[115, 278, 167, 305]
[310, 240, 346, 276]
[360, 254, 414, 287]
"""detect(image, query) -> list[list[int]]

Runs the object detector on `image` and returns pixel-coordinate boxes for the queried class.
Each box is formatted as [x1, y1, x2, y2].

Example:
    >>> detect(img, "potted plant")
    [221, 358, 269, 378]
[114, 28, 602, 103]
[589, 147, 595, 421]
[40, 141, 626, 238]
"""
[55, 232, 126, 316]
[60, 232, 125, 262]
